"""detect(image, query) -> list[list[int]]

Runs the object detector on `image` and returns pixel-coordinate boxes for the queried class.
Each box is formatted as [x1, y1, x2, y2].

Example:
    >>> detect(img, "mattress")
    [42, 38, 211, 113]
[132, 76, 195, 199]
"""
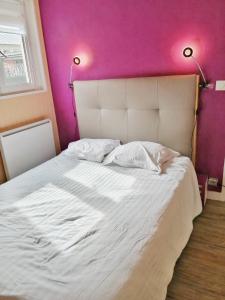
[0, 153, 202, 300]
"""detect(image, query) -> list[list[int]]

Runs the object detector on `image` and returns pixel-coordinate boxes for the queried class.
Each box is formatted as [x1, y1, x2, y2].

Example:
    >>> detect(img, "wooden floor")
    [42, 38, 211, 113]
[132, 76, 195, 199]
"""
[166, 200, 225, 300]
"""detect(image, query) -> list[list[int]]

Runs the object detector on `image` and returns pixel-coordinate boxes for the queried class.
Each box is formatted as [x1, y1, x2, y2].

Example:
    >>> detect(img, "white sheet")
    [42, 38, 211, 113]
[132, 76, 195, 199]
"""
[0, 153, 202, 300]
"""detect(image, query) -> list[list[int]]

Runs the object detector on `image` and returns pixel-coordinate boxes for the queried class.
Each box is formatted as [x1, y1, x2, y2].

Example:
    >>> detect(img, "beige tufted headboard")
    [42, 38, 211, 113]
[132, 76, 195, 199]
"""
[73, 74, 199, 163]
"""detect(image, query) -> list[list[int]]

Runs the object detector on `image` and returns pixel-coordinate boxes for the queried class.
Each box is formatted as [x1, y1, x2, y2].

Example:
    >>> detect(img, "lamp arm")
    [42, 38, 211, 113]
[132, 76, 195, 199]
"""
[69, 64, 73, 83]
[191, 56, 207, 85]
[69, 64, 74, 88]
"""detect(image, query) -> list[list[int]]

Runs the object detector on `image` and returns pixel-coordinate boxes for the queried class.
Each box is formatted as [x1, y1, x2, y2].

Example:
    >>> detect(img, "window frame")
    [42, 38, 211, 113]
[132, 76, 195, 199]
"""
[0, 0, 46, 98]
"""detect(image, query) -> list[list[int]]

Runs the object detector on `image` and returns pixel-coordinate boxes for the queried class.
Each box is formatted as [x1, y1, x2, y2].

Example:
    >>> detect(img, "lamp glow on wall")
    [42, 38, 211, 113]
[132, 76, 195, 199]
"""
[183, 47, 210, 89]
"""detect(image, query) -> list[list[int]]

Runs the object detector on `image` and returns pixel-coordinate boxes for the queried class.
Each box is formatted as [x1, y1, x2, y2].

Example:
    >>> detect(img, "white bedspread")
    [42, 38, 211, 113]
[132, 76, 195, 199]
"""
[0, 154, 201, 300]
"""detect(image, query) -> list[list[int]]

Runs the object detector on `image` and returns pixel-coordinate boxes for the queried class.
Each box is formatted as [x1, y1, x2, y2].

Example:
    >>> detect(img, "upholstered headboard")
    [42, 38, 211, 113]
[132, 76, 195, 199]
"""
[73, 75, 199, 161]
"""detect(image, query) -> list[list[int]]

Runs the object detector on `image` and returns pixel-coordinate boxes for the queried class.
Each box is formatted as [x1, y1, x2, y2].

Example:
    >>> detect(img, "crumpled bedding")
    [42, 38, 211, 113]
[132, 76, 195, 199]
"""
[0, 153, 202, 300]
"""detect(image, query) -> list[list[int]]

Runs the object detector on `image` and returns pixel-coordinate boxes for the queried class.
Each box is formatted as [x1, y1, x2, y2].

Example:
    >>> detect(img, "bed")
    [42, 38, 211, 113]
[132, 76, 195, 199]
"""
[0, 75, 202, 300]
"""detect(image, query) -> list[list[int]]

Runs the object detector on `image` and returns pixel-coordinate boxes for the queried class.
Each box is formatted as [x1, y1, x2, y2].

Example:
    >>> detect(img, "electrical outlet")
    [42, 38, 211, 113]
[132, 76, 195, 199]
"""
[215, 81, 225, 91]
[208, 177, 219, 187]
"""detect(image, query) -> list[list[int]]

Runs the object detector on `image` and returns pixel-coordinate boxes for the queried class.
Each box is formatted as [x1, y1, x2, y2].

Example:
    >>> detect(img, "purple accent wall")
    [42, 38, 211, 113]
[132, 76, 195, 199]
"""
[39, 0, 225, 183]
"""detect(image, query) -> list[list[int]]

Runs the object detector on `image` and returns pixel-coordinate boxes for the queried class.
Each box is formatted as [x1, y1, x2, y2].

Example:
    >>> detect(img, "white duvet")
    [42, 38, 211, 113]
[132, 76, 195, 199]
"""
[0, 153, 202, 300]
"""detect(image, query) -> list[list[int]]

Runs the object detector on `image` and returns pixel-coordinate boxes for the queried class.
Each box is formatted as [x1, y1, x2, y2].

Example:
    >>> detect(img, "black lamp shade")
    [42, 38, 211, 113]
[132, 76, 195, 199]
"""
[183, 47, 193, 58]
[73, 56, 81, 65]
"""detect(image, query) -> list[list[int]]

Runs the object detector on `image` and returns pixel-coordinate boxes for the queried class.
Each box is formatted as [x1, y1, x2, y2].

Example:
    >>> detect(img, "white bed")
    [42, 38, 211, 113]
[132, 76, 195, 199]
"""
[0, 74, 202, 300]
[0, 152, 201, 300]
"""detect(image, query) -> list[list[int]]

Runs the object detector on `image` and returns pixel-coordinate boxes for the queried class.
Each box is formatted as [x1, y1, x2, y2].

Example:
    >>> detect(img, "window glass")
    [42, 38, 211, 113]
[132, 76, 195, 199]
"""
[0, 32, 31, 87]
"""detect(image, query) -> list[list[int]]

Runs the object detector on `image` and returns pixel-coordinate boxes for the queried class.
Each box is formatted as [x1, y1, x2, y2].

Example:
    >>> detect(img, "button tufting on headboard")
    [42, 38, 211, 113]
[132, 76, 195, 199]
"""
[74, 75, 199, 160]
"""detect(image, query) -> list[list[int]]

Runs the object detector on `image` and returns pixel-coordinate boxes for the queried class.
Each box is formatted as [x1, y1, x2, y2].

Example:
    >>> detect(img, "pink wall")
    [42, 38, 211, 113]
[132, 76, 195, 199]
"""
[39, 0, 225, 184]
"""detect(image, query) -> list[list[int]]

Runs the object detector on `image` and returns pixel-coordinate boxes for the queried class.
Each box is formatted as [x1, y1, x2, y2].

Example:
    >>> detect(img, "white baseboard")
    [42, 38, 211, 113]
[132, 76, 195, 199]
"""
[207, 160, 225, 202]
[208, 188, 225, 201]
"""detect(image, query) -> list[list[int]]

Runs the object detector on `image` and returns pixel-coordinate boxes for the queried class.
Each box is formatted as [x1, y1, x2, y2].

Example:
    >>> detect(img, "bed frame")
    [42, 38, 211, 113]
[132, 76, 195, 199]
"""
[73, 75, 199, 164]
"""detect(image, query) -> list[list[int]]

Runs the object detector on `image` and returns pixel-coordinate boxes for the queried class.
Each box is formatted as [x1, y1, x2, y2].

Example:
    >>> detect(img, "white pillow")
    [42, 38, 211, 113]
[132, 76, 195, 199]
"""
[64, 138, 120, 162]
[139, 141, 180, 166]
[103, 141, 179, 173]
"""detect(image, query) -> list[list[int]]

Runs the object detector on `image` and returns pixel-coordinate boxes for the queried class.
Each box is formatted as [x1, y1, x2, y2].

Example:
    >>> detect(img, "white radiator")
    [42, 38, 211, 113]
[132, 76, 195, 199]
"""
[0, 119, 56, 180]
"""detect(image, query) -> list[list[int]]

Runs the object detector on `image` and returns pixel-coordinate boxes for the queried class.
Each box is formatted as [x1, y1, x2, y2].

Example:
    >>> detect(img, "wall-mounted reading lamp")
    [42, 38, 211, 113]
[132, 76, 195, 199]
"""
[68, 56, 81, 119]
[183, 47, 210, 89]
[69, 56, 81, 88]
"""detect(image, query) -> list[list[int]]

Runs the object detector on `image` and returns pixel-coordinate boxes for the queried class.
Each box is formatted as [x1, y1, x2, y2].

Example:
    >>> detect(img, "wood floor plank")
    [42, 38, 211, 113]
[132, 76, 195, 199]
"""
[166, 200, 225, 300]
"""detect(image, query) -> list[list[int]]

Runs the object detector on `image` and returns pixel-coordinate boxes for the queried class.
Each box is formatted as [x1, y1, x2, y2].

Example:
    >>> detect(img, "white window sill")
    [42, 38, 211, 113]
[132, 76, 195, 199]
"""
[0, 87, 48, 100]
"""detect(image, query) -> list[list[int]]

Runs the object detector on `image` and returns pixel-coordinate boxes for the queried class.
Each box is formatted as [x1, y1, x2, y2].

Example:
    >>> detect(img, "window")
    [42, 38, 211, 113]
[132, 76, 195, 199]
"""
[0, 0, 45, 96]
